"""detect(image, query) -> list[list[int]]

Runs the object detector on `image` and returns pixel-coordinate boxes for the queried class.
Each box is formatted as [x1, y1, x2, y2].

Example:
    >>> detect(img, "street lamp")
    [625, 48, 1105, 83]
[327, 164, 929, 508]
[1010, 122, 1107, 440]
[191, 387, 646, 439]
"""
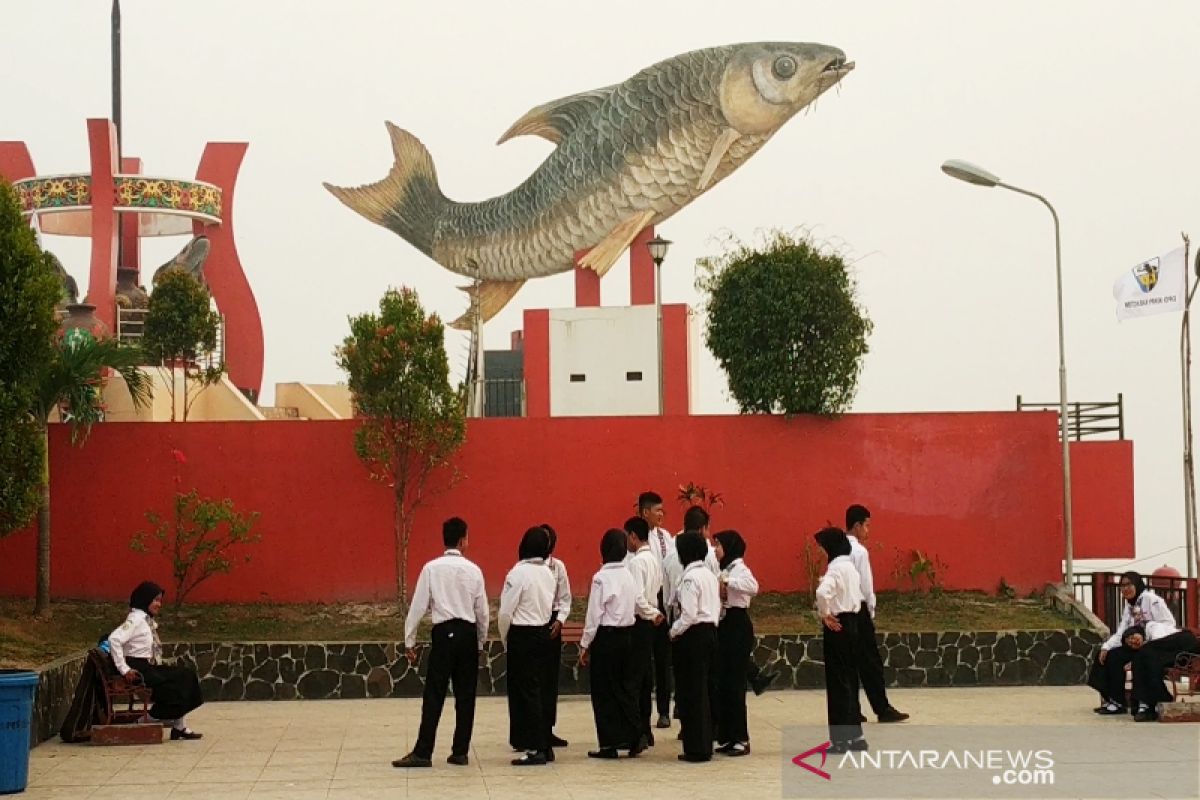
[940, 159, 1075, 587]
[647, 234, 672, 416]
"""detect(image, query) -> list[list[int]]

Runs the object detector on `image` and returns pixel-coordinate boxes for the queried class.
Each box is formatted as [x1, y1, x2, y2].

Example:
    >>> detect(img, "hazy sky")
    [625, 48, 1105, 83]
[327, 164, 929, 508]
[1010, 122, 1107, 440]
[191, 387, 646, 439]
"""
[6, 1, 1200, 575]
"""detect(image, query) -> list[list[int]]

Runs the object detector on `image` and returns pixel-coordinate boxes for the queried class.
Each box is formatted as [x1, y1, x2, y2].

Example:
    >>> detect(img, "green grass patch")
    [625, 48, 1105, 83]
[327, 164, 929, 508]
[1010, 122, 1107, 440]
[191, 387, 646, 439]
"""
[0, 590, 1080, 669]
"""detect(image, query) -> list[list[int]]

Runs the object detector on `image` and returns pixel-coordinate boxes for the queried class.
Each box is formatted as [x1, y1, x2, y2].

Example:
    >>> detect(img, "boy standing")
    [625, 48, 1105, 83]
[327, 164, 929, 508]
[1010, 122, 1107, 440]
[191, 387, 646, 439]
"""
[638, 492, 674, 729]
[845, 505, 909, 723]
[393, 517, 489, 768]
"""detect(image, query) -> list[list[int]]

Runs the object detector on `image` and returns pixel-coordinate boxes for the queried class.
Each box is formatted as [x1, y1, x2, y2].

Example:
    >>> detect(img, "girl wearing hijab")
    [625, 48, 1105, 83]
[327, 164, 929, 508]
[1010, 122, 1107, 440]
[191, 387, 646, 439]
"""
[713, 530, 758, 757]
[1119, 616, 1198, 721]
[579, 528, 643, 760]
[814, 527, 866, 754]
[540, 523, 572, 749]
[1088, 571, 1178, 715]
[669, 530, 721, 763]
[499, 527, 557, 765]
[107, 581, 204, 739]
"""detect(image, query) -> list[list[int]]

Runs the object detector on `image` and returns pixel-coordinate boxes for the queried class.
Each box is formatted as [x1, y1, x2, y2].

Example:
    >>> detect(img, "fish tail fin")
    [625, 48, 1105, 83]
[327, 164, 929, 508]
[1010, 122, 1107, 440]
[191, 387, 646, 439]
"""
[323, 122, 448, 256]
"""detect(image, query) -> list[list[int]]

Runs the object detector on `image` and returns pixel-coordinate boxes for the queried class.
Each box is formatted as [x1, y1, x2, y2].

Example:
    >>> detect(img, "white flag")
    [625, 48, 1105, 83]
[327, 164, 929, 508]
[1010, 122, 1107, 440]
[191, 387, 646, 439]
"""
[1113, 246, 1186, 320]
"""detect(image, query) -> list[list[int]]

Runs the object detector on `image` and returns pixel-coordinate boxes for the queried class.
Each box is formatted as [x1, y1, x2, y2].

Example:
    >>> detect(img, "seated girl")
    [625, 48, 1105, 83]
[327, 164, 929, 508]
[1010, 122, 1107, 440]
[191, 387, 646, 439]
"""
[1122, 622, 1200, 721]
[108, 581, 204, 740]
[1087, 571, 1176, 715]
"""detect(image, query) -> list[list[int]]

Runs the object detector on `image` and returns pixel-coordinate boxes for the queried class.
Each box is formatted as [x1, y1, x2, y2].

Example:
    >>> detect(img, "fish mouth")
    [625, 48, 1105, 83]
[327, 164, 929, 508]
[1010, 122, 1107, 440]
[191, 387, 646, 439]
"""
[823, 56, 855, 76]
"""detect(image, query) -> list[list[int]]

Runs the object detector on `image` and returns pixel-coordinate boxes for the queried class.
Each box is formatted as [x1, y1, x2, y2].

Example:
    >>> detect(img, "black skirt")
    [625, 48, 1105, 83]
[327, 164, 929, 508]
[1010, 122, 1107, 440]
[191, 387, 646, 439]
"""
[126, 656, 204, 721]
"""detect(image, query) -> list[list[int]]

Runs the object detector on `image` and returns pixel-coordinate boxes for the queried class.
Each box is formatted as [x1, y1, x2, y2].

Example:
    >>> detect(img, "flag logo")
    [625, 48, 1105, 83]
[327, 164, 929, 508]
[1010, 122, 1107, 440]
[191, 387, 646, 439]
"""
[1134, 258, 1160, 293]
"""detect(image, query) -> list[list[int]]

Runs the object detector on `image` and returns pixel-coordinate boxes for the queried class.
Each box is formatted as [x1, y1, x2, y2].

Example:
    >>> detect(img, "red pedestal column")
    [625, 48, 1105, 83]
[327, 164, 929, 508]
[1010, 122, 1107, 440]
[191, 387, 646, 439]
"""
[573, 250, 601, 307]
[194, 143, 264, 399]
[662, 303, 690, 415]
[630, 226, 655, 305]
[523, 309, 551, 417]
[0, 142, 36, 183]
[86, 119, 119, 331]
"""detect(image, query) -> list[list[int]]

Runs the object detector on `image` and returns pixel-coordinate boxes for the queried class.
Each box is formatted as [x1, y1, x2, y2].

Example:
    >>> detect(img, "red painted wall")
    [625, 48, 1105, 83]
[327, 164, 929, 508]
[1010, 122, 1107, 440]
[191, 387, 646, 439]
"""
[0, 413, 1091, 603]
[1069, 440, 1135, 559]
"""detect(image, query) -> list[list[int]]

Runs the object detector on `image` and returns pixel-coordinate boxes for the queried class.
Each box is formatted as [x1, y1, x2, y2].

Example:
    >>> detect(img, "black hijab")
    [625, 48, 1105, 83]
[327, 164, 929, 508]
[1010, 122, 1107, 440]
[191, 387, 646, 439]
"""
[1122, 570, 1146, 605]
[519, 526, 550, 560]
[675, 530, 708, 568]
[601, 528, 628, 564]
[130, 581, 164, 615]
[540, 523, 558, 556]
[714, 530, 745, 570]
[814, 527, 851, 561]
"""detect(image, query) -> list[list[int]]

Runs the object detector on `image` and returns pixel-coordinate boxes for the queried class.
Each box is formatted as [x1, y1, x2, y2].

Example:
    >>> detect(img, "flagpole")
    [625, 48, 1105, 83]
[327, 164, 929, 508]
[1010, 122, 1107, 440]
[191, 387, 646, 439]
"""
[112, 0, 123, 270]
[1182, 233, 1197, 579]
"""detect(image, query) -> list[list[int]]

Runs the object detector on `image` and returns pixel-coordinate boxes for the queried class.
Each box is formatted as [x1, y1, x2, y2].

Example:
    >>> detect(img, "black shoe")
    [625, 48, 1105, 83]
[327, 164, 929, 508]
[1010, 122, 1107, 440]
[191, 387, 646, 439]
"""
[678, 753, 711, 762]
[392, 752, 432, 768]
[726, 743, 750, 757]
[751, 670, 779, 696]
[877, 707, 909, 723]
[656, 714, 671, 729]
[629, 735, 648, 757]
[548, 733, 569, 748]
[1134, 709, 1158, 722]
[828, 739, 869, 755]
[513, 751, 548, 766]
[545, 748, 555, 763]
[714, 742, 736, 754]
[1097, 703, 1126, 715]
[446, 753, 469, 766]
[169, 728, 202, 741]
[588, 748, 620, 759]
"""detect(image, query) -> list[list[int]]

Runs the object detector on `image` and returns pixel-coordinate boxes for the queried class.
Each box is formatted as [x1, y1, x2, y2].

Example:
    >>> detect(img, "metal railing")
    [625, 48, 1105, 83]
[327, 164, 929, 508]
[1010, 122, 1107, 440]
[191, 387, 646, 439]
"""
[1017, 394, 1124, 440]
[116, 306, 225, 371]
[1071, 571, 1199, 632]
[484, 378, 525, 418]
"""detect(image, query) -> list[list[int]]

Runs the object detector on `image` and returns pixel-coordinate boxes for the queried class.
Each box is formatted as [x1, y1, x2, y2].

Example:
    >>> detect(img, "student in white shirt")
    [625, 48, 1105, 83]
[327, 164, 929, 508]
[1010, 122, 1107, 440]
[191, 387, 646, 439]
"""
[579, 528, 644, 759]
[814, 527, 868, 754]
[624, 516, 665, 749]
[1121, 621, 1199, 721]
[500, 527, 557, 765]
[539, 523, 572, 749]
[713, 530, 757, 757]
[1088, 571, 1183, 715]
[845, 505, 908, 723]
[394, 517, 489, 769]
[669, 531, 721, 763]
[107, 581, 204, 739]
[638, 491, 675, 730]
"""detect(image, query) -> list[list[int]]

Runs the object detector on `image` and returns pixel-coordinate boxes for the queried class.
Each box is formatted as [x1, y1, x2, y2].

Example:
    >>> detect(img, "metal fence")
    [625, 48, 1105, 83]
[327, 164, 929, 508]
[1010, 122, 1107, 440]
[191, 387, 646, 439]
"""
[116, 306, 225, 371]
[1071, 571, 1198, 632]
[1016, 394, 1124, 440]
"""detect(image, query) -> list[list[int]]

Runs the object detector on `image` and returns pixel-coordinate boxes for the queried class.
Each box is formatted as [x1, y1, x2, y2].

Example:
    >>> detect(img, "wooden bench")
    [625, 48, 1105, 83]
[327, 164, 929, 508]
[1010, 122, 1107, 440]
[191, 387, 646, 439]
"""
[88, 648, 152, 726]
[1167, 652, 1200, 701]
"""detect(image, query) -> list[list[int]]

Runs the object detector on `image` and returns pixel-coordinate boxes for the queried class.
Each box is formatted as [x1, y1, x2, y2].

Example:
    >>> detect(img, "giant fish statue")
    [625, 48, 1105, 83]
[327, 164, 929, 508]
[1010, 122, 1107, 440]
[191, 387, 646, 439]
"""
[325, 41, 853, 326]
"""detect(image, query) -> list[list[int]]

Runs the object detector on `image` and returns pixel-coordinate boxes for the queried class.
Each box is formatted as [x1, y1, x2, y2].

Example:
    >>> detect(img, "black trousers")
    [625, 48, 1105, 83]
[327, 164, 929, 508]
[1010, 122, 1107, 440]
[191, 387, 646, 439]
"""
[717, 608, 754, 745]
[1087, 645, 1136, 705]
[673, 622, 718, 758]
[506, 625, 548, 753]
[652, 589, 673, 715]
[414, 619, 479, 759]
[541, 617, 564, 731]
[631, 618, 656, 741]
[855, 603, 890, 715]
[589, 625, 640, 749]
[1130, 630, 1199, 708]
[823, 612, 864, 743]
[125, 656, 203, 721]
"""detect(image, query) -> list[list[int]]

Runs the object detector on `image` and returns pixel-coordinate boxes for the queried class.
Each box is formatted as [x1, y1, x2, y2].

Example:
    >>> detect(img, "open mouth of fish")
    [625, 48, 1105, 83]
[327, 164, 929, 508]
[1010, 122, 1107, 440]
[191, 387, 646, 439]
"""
[823, 56, 855, 75]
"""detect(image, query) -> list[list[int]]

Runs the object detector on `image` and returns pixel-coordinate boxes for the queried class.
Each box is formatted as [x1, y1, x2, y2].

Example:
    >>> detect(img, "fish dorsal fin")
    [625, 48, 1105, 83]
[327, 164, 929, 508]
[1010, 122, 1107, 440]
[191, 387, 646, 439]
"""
[497, 85, 616, 145]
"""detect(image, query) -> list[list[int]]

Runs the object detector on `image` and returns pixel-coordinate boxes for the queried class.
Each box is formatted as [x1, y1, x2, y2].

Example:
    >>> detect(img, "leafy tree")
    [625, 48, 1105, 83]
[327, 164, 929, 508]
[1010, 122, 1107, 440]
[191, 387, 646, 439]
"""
[0, 180, 59, 536]
[141, 267, 223, 420]
[335, 287, 466, 612]
[130, 448, 261, 607]
[697, 231, 872, 416]
[30, 333, 152, 614]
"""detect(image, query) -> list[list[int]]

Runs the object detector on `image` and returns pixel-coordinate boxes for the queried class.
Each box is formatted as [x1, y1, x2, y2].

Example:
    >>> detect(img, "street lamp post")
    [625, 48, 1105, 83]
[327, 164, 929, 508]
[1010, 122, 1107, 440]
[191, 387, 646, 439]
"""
[647, 234, 672, 416]
[940, 159, 1075, 587]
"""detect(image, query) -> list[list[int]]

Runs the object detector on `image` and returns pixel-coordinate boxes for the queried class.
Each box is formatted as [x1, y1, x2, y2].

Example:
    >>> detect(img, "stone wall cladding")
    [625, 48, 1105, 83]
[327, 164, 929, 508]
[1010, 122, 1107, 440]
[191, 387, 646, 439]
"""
[30, 651, 87, 746]
[159, 629, 1102, 702]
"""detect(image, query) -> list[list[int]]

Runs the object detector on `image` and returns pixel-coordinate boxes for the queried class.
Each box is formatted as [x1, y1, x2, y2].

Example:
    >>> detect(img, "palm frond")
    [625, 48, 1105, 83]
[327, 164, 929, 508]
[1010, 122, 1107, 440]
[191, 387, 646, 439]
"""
[36, 335, 153, 443]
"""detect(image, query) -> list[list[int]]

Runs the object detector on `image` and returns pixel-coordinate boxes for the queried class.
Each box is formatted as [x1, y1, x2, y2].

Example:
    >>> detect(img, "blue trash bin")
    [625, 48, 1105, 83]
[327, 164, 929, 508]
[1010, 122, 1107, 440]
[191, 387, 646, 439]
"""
[0, 670, 38, 795]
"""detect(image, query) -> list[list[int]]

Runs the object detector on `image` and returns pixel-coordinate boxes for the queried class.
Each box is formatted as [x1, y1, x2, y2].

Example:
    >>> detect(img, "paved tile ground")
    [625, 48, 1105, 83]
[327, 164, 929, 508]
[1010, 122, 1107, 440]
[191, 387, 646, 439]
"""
[22, 687, 1198, 799]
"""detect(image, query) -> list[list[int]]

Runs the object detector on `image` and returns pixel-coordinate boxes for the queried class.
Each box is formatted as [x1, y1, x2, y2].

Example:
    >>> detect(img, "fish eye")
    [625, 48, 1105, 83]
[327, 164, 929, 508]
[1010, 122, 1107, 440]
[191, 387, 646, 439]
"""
[772, 55, 797, 81]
